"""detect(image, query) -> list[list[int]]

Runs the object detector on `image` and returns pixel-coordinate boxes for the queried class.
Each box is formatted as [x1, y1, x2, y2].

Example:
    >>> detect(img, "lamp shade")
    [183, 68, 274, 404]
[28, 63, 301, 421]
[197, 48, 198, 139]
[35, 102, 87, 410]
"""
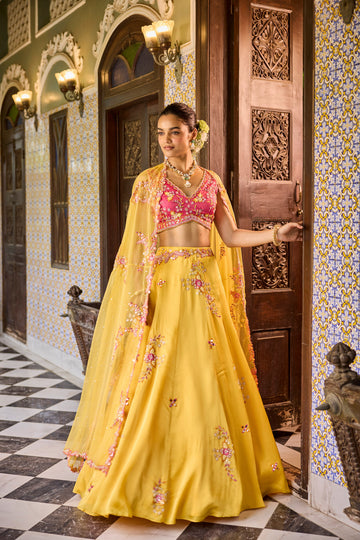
[152, 20, 174, 46]
[141, 24, 159, 49]
[13, 90, 32, 109]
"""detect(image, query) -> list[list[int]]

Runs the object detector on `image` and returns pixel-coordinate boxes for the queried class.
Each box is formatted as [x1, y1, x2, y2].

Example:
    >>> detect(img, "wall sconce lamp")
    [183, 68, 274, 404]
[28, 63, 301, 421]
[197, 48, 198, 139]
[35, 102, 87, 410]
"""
[141, 20, 183, 84]
[55, 69, 84, 117]
[12, 90, 38, 131]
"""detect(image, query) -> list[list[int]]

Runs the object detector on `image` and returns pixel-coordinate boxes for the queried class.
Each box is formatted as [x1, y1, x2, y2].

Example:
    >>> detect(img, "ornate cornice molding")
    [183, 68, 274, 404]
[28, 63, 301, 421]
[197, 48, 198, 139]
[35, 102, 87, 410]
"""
[0, 64, 30, 106]
[93, 0, 174, 58]
[35, 31, 84, 94]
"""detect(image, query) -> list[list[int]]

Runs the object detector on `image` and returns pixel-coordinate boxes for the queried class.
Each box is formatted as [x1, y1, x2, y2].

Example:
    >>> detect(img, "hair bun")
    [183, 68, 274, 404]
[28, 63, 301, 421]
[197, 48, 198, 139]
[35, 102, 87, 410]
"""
[192, 120, 210, 153]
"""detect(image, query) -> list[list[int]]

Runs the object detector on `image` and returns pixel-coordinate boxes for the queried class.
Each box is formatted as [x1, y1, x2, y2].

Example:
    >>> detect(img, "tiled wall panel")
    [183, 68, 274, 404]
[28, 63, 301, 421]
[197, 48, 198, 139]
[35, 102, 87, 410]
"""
[26, 92, 100, 357]
[311, 0, 359, 486]
[164, 52, 196, 109]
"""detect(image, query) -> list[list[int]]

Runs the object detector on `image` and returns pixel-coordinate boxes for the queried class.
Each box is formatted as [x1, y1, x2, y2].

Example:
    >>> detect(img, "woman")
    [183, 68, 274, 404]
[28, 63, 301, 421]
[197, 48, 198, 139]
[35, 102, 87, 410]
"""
[64, 103, 302, 524]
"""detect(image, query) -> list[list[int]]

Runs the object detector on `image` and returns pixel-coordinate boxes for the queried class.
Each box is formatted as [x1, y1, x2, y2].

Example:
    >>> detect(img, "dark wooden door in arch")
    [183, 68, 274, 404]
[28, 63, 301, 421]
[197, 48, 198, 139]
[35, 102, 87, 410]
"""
[197, 0, 303, 430]
[1, 88, 27, 341]
[99, 15, 163, 294]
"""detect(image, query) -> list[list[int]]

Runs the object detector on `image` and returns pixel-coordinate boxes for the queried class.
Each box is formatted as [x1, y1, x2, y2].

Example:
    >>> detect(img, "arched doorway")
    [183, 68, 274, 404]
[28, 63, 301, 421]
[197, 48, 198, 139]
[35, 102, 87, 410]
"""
[98, 15, 163, 294]
[1, 88, 27, 341]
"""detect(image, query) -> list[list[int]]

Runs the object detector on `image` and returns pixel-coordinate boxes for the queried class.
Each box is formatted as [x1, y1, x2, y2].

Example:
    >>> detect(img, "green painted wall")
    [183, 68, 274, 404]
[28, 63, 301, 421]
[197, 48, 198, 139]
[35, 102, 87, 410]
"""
[1, 0, 191, 111]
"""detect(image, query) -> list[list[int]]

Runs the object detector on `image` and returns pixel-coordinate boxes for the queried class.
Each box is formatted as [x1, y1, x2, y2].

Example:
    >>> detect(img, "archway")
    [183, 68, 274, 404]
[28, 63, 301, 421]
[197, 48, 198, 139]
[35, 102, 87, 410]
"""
[98, 14, 163, 293]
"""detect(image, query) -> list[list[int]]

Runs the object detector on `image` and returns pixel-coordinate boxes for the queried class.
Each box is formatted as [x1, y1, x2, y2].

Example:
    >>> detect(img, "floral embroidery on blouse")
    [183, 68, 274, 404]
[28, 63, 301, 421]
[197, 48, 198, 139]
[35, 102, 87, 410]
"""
[208, 338, 216, 349]
[242, 424, 250, 433]
[157, 279, 166, 287]
[181, 260, 221, 317]
[272, 462, 279, 471]
[213, 425, 237, 482]
[157, 170, 218, 232]
[139, 334, 165, 381]
[153, 479, 168, 515]
[88, 483, 94, 492]
[169, 398, 177, 407]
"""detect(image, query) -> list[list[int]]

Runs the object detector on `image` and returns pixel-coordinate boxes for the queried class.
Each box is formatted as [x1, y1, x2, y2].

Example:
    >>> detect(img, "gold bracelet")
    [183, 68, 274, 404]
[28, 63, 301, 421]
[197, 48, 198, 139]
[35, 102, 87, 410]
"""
[273, 224, 282, 246]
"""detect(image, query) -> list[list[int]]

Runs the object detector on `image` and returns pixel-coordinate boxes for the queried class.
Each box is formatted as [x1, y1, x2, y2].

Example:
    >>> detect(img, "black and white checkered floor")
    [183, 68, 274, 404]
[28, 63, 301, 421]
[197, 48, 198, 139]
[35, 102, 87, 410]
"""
[0, 340, 358, 540]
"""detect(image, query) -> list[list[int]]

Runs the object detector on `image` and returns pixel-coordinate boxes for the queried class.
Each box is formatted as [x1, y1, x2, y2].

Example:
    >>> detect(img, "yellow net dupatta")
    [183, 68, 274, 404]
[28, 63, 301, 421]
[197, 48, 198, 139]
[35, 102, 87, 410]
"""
[64, 164, 256, 474]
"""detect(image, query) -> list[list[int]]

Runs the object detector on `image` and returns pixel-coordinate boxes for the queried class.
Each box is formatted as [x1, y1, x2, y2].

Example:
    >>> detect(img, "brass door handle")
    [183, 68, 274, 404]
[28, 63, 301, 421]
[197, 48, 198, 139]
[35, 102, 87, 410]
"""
[294, 181, 303, 216]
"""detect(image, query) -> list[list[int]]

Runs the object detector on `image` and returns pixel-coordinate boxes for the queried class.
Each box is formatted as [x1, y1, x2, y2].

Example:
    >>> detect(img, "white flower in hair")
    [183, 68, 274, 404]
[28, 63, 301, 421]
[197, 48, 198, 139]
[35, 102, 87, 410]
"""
[192, 120, 210, 153]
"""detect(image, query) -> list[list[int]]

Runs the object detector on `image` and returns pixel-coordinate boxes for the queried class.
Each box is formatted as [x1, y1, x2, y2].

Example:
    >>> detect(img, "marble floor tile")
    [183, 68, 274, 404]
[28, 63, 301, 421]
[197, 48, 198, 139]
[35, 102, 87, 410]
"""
[178, 522, 262, 538]
[0, 452, 10, 460]
[65, 493, 82, 507]
[30, 388, 81, 400]
[0, 383, 9, 391]
[51, 380, 81, 390]
[265, 503, 335, 536]
[10, 397, 61, 409]
[258, 532, 340, 539]
[5, 477, 76, 504]
[0, 395, 24, 406]
[33, 371, 62, 380]
[30, 506, 117, 539]
[44, 425, 72, 441]
[24, 410, 75, 425]
[0, 419, 17, 431]
[14, 378, 62, 388]
[0, 473, 33, 497]
[204, 499, 279, 528]
[3, 369, 47, 379]
[0, 376, 26, 385]
[0, 421, 62, 439]
[0, 407, 41, 422]
[0, 386, 43, 396]
[37, 458, 78, 482]
[0, 454, 60, 476]
[0, 528, 23, 539]
[17, 532, 92, 540]
[0, 435, 35, 453]
[47, 399, 80, 412]
[0, 356, 26, 364]
[15, 439, 66, 459]
[271, 494, 360, 540]
[0, 498, 59, 530]
[97, 517, 189, 539]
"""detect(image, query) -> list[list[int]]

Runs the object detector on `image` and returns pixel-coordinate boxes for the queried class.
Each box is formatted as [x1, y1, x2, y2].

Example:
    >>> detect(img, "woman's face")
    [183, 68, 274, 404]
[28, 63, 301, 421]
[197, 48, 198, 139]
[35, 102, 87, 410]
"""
[157, 114, 196, 159]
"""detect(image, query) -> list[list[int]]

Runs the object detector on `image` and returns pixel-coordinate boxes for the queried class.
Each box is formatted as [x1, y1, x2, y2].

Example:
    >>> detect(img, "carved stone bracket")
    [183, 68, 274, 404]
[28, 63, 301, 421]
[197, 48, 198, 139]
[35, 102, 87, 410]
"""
[0, 64, 30, 107]
[35, 31, 84, 94]
[93, 0, 174, 58]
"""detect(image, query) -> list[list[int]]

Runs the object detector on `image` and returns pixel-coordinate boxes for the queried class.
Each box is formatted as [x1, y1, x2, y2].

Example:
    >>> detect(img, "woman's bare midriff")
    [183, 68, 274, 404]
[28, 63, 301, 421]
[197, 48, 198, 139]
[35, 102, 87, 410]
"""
[158, 221, 211, 247]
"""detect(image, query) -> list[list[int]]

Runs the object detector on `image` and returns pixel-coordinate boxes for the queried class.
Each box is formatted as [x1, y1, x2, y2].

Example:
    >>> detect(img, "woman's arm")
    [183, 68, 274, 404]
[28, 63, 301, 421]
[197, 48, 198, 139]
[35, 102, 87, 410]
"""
[214, 192, 302, 248]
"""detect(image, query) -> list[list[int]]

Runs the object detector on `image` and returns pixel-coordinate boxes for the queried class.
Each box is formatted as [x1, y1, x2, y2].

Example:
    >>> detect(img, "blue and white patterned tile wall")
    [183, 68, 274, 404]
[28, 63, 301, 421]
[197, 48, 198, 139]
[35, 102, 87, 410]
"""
[311, 0, 359, 485]
[165, 52, 196, 109]
[26, 91, 100, 357]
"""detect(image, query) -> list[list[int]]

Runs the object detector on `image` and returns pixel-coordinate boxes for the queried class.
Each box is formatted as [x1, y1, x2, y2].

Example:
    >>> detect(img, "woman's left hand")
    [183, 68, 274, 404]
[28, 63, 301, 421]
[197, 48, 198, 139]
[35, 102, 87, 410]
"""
[278, 222, 303, 242]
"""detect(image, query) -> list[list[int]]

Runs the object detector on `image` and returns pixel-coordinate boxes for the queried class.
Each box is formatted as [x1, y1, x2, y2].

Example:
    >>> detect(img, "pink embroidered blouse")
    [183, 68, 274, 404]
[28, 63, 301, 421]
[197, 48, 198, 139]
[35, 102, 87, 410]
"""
[157, 170, 219, 232]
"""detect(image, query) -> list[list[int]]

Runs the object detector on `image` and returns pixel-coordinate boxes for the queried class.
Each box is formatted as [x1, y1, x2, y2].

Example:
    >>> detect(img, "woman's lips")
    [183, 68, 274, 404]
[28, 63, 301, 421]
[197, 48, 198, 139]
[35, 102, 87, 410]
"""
[163, 146, 174, 150]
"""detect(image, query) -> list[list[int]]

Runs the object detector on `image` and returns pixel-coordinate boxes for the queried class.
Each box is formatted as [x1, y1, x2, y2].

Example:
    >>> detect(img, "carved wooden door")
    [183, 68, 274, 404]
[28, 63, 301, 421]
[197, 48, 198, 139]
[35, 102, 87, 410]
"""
[106, 97, 161, 279]
[1, 89, 27, 341]
[235, 0, 303, 428]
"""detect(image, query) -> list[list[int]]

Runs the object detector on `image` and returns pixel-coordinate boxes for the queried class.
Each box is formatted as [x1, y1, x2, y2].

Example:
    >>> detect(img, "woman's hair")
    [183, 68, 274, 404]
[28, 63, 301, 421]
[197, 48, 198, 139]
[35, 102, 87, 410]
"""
[159, 102, 198, 132]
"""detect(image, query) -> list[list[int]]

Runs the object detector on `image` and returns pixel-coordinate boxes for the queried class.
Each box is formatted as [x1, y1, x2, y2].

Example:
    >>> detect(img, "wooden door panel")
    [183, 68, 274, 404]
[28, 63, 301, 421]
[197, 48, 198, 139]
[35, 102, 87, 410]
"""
[236, 0, 303, 428]
[1, 97, 27, 341]
[106, 97, 161, 279]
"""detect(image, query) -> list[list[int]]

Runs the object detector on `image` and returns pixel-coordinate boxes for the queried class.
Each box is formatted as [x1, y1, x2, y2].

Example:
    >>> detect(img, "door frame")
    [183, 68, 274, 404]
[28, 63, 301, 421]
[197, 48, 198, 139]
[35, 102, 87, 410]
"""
[196, 0, 314, 496]
[98, 14, 164, 295]
[1, 87, 27, 342]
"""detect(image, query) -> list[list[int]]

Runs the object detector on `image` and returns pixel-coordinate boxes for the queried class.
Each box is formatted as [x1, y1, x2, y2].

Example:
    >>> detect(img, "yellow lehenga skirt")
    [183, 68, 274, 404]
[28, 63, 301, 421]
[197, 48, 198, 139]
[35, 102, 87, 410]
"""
[72, 247, 289, 523]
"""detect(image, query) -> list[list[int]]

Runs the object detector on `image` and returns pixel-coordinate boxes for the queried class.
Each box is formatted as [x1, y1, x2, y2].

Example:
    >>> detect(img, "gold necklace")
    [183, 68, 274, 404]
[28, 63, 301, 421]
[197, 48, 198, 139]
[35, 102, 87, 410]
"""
[165, 157, 198, 188]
